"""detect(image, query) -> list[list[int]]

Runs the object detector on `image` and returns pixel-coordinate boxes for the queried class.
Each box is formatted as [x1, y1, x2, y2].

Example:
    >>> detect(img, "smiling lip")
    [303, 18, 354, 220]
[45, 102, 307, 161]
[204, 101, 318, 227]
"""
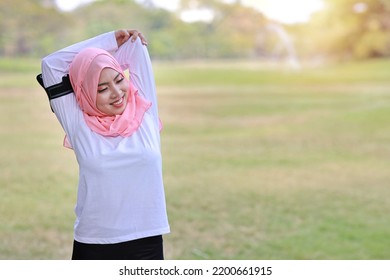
[111, 96, 125, 107]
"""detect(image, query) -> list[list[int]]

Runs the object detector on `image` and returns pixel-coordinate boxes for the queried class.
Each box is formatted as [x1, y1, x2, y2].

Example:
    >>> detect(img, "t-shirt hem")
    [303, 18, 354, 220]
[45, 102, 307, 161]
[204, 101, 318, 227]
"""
[74, 227, 170, 244]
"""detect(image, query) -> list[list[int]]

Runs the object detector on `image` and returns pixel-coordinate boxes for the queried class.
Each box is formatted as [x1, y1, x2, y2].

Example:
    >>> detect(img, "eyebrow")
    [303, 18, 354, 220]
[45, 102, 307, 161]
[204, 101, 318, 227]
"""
[98, 73, 122, 87]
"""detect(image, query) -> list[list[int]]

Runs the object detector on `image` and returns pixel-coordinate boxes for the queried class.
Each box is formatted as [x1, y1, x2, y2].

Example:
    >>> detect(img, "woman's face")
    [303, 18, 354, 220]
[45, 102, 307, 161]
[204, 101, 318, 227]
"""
[96, 68, 129, 115]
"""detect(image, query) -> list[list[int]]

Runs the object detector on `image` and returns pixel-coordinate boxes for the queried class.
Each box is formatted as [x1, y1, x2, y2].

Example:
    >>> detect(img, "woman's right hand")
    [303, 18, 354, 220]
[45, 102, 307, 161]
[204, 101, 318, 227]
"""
[115, 29, 148, 48]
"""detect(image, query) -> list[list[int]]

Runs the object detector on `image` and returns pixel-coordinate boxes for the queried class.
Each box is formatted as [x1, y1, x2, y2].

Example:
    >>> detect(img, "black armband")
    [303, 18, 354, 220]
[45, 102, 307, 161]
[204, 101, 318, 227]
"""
[36, 73, 74, 112]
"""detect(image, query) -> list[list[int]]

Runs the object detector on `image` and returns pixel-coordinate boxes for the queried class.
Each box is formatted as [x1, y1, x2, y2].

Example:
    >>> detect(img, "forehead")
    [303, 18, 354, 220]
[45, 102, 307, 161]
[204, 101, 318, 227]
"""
[99, 67, 121, 82]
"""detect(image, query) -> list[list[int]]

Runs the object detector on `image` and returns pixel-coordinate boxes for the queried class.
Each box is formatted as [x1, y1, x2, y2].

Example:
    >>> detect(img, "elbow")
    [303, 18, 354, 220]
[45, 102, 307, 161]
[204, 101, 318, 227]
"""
[41, 54, 67, 87]
[40, 58, 54, 87]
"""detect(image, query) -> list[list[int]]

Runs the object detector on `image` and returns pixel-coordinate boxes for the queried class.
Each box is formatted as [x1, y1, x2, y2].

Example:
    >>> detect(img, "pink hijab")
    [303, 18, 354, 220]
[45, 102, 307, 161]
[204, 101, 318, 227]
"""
[68, 47, 151, 142]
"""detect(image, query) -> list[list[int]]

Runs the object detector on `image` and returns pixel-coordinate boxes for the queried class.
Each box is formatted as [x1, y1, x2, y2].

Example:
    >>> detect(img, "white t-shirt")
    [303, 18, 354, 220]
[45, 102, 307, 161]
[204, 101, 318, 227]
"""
[41, 32, 170, 244]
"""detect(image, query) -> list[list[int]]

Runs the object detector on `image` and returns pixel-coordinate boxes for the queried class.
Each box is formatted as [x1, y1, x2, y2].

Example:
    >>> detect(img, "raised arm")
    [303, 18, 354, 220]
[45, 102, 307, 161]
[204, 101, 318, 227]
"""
[39, 31, 118, 144]
[41, 30, 147, 88]
[113, 34, 159, 125]
[39, 30, 146, 147]
[41, 31, 118, 88]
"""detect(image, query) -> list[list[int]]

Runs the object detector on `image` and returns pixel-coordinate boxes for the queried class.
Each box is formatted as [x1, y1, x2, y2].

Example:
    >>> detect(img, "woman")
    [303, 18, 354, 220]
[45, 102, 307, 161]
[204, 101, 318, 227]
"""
[39, 29, 170, 260]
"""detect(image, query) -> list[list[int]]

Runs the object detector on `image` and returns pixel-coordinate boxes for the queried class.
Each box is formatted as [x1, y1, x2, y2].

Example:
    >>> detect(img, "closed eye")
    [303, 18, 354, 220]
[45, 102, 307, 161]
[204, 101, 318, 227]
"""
[97, 87, 108, 93]
[115, 76, 124, 84]
[97, 73, 123, 93]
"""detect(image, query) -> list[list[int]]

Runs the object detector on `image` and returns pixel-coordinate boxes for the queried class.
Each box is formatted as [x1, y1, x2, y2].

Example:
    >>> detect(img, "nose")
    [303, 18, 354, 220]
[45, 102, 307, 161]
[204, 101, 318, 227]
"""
[110, 84, 122, 99]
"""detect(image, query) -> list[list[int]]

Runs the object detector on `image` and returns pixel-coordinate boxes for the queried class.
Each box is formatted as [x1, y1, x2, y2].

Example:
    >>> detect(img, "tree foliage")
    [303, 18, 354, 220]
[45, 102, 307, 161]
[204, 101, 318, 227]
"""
[0, 0, 389, 61]
[0, 0, 80, 56]
[306, 0, 390, 60]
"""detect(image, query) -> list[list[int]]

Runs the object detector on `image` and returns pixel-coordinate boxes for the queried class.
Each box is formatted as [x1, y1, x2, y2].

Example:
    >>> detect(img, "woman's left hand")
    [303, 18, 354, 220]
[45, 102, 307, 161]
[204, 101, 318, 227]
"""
[115, 29, 148, 48]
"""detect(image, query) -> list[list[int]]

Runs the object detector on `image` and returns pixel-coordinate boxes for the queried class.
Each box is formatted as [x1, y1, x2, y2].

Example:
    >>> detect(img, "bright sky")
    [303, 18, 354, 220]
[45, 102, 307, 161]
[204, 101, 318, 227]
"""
[55, 0, 93, 11]
[55, 0, 324, 24]
[242, 0, 324, 24]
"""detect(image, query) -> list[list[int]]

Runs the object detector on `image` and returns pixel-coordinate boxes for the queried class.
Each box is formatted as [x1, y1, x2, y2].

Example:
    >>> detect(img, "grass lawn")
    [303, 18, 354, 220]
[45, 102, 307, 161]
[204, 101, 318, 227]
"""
[1, 58, 390, 259]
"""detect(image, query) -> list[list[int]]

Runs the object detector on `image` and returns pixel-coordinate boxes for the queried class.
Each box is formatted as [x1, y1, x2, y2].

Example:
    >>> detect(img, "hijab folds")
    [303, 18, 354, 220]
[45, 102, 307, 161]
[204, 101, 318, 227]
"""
[68, 47, 151, 143]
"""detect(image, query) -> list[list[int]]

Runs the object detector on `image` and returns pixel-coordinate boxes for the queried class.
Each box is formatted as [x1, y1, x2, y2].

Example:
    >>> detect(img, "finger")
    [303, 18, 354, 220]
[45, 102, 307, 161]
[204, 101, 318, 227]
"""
[138, 32, 148, 46]
[127, 30, 148, 45]
[115, 29, 131, 47]
[123, 30, 131, 41]
[130, 30, 139, 42]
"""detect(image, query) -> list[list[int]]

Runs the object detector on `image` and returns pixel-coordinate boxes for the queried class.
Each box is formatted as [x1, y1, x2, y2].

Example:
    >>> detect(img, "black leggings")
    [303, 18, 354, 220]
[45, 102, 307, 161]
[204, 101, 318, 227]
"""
[71, 235, 164, 260]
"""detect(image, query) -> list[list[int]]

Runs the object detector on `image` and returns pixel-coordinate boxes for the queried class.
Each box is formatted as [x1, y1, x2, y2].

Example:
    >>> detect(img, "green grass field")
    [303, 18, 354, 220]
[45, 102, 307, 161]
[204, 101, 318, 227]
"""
[1, 58, 390, 259]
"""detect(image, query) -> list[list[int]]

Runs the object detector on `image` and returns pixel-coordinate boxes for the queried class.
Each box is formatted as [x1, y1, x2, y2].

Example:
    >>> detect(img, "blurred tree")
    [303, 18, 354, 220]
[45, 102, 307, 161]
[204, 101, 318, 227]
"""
[309, 0, 390, 59]
[73, 0, 148, 37]
[3, 0, 389, 61]
[187, 0, 267, 58]
[73, 0, 184, 58]
[72, 0, 269, 59]
[0, 0, 74, 56]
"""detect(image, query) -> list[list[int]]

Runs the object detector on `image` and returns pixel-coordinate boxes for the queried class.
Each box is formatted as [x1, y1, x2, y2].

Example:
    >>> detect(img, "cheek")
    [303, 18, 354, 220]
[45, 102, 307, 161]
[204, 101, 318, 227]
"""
[96, 93, 108, 108]
[96, 95, 103, 106]
[122, 79, 130, 90]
